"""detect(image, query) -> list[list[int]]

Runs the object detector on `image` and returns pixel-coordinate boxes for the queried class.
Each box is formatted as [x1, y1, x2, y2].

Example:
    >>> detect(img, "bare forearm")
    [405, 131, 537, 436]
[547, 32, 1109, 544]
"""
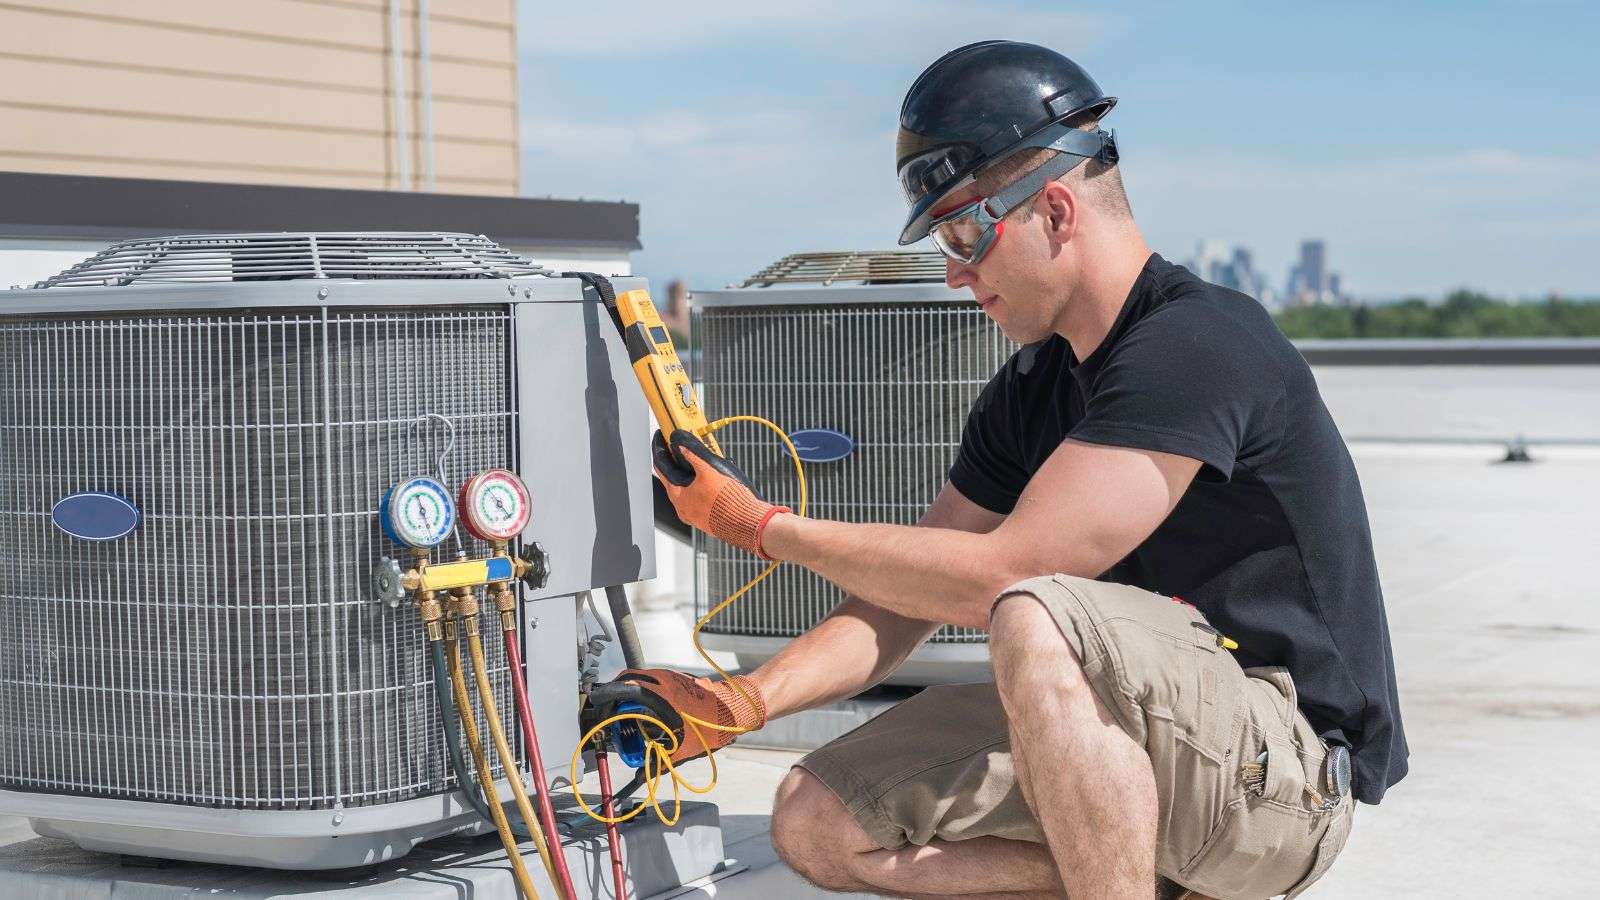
[762, 514, 1041, 629]
[747, 597, 938, 719]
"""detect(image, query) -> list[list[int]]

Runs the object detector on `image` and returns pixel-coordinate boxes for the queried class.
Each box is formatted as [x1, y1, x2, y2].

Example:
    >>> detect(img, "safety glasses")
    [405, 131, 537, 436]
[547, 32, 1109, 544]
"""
[921, 128, 1118, 265]
[928, 198, 1006, 265]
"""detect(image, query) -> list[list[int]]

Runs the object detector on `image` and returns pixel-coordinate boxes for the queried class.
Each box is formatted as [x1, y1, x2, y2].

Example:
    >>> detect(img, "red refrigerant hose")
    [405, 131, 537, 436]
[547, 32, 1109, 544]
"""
[504, 631, 581, 900]
[594, 744, 629, 899]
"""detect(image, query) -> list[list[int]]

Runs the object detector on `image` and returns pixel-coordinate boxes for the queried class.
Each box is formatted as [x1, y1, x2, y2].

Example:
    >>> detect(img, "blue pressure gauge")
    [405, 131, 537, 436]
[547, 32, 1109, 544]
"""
[379, 476, 456, 549]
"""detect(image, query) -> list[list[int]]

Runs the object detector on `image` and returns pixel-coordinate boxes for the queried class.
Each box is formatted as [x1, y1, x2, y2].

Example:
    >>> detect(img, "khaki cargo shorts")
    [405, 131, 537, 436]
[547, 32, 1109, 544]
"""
[798, 575, 1354, 900]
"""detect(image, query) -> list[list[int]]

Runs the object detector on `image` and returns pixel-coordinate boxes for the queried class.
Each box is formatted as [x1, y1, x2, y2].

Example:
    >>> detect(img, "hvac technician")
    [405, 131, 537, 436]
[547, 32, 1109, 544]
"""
[626, 41, 1407, 900]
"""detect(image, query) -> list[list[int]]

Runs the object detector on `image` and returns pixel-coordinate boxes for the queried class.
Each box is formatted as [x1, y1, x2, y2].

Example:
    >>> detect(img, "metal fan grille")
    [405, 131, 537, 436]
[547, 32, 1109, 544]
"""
[692, 302, 1015, 643]
[739, 251, 947, 287]
[0, 308, 522, 809]
[32, 233, 546, 288]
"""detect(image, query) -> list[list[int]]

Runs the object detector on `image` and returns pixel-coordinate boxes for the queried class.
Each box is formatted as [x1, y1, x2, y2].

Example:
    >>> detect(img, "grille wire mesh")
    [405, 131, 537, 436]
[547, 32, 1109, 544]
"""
[32, 232, 546, 288]
[739, 251, 949, 287]
[0, 307, 522, 809]
[692, 303, 1015, 643]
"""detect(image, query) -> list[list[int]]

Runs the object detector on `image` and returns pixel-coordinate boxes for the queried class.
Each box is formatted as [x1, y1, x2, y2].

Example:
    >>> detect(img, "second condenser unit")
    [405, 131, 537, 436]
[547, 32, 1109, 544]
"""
[691, 251, 1016, 684]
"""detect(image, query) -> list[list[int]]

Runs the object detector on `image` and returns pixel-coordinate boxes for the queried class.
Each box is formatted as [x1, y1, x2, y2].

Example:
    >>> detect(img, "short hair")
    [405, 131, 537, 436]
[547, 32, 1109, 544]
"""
[972, 118, 1131, 220]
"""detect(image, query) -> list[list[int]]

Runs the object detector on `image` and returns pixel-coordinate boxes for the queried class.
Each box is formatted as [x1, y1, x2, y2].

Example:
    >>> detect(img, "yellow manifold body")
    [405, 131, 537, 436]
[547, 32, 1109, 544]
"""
[416, 556, 515, 592]
[396, 552, 528, 595]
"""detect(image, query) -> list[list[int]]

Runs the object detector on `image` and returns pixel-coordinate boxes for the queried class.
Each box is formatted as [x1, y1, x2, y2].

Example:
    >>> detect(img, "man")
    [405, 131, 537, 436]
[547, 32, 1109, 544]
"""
[611, 41, 1407, 899]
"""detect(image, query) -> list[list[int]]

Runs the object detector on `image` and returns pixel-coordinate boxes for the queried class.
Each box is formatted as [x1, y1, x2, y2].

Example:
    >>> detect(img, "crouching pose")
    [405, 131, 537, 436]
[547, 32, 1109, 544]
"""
[616, 41, 1407, 900]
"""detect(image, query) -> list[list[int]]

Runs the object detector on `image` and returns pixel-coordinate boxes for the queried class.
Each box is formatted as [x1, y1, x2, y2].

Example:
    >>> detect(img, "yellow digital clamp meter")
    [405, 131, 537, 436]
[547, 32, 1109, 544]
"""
[613, 288, 723, 455]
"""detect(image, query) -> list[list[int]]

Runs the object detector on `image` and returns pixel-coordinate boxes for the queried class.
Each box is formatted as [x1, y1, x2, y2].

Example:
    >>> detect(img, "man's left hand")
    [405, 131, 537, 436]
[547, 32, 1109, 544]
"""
[585, 667, 768, 765]
[652, 429, 789, 557]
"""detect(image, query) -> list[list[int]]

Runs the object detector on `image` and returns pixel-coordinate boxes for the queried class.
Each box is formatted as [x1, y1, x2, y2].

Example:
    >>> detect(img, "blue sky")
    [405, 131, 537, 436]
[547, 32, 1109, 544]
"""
[518, 1, 1600, 299]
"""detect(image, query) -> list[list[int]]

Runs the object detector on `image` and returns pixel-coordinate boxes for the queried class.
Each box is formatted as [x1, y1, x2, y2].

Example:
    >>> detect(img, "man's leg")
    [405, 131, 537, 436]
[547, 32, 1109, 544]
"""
[772, 766, 1065, 898]
[988, 591, 1159, 900]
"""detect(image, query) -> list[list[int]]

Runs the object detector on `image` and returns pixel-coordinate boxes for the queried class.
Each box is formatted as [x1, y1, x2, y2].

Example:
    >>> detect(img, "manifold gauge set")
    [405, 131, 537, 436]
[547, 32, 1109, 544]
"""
[370, 469, 547, 609]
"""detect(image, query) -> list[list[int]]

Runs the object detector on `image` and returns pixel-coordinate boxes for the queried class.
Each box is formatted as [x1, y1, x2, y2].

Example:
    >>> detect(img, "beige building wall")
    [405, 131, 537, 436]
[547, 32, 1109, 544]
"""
[0, 0, 517, 195]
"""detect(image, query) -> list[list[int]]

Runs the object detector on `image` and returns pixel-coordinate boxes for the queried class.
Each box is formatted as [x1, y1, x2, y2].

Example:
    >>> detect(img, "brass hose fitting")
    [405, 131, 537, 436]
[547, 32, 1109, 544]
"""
[454, 585, 481, 624]
[417, 593, 444, 643]
[443, 592, 461, 643]
[406, 551, 443, 643]
[494, 586, 517, 634]
[490, 542, 520, 633]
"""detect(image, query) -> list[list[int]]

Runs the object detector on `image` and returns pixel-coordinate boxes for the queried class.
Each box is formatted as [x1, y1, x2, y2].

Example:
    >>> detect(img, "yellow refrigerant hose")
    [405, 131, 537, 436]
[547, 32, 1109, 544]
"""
[571, 415, 806, 826]
[445, 620, 540, 899]
[457, 594, 567, 897]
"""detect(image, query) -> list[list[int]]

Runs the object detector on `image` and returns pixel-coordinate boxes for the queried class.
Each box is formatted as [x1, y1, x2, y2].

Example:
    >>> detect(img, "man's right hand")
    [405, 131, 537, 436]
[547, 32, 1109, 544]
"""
[586, 668, 768, 765]
[652, 430, 790, 558]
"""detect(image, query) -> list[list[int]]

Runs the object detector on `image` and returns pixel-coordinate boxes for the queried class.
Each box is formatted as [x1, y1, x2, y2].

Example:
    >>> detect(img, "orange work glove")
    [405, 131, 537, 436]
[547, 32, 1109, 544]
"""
[587, 668, 768, 765]
[652, 429, 789, 558]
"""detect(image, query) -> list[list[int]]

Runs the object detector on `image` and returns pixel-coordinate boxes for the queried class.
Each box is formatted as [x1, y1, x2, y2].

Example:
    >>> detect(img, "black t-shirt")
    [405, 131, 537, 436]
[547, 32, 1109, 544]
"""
[950, 254, 1407, 804]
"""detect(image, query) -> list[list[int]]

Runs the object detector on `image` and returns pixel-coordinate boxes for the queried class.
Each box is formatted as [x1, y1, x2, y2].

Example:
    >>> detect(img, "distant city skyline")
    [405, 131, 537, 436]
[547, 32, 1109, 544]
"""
[1181, 238, 1348, 308]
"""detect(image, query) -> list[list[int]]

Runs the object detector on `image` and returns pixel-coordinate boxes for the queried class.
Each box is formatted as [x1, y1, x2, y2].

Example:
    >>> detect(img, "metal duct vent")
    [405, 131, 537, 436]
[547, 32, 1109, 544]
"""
[693, 284, 1015, 645]
[0, 309, 521, 809]
[739, 250, 947, 287]
[32, 232, 545, 288]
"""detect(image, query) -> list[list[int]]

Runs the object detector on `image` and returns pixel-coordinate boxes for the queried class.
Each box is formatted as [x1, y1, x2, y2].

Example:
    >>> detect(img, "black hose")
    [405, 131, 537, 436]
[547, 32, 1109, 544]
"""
[428, 639, 534, 839]
[605, 585, 645, 670]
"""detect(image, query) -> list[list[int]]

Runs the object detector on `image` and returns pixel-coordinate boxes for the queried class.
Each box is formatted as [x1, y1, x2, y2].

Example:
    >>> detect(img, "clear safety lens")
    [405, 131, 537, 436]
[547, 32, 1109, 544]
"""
[929, 200, 999, 264]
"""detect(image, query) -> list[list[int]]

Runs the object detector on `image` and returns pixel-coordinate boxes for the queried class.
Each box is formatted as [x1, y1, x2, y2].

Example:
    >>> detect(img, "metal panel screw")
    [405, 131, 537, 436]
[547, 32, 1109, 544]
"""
[317, 288, 329, 299]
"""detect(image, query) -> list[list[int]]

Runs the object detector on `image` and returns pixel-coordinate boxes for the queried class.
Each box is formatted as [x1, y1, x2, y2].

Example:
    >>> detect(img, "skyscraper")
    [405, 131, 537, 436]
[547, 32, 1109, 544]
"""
[1300, 240, 1327, 297]
[1286, 239, 1343, 304]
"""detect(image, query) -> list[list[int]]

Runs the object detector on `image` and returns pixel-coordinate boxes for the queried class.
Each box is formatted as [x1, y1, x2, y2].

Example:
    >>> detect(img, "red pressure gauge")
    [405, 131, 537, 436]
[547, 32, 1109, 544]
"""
[458, 469, 532, 542]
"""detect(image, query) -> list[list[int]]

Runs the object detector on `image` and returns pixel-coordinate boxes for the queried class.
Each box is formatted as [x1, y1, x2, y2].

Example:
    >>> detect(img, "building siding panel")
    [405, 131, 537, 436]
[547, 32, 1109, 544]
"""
[0, 57, 512, 141]
[0, 0, 517, 193]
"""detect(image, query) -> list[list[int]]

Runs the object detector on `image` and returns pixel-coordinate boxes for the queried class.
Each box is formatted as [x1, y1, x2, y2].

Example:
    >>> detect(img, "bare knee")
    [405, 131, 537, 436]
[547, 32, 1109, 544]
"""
[989, 591, 1089, 703]
[771, 767, 868, 890]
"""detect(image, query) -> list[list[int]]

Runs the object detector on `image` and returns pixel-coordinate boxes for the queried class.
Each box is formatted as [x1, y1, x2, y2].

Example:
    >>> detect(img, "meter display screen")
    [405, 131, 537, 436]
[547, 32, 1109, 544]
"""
[650, 325, 670, 346]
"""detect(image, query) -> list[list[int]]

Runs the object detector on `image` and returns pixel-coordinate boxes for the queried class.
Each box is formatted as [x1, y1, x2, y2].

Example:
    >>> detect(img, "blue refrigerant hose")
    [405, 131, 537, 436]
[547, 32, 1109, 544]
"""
[428, 638, 534, 839]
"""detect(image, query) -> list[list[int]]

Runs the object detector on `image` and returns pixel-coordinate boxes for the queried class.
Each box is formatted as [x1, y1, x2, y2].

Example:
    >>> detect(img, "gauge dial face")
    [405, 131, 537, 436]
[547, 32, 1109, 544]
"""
[381, 476, 455, 549]
[460, 469, 531, 542]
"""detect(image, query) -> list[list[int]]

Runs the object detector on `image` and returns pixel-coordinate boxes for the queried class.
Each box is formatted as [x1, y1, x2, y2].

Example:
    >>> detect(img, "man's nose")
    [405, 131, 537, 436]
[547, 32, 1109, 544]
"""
[945, 256, 974, 290]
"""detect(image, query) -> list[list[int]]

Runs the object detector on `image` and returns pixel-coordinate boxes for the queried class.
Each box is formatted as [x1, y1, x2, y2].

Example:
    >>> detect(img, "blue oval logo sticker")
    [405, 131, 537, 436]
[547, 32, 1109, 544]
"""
[789, 428, 855, 464]
[52, 492, 142, 541]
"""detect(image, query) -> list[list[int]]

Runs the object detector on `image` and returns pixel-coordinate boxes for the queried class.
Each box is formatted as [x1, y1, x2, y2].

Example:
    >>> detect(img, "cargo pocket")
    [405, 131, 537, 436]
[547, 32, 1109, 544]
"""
[1176, 794, 1327, 900]
[1176, 667, 1335, 899]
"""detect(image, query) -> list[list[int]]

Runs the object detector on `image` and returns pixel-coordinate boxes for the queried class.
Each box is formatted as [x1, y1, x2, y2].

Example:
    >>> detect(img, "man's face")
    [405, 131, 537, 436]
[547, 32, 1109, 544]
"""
[936, 187, 1071, 344]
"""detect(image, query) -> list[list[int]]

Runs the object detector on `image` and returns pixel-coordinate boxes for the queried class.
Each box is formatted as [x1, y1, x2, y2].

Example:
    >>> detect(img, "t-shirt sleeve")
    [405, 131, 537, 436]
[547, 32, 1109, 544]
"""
[1067, 304, 1281, 482]
[948, 359, 1034, 514]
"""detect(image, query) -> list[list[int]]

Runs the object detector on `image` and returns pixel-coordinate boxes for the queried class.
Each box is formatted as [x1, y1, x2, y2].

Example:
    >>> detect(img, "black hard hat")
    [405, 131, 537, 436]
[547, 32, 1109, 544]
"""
[896, 41, 1118, 245]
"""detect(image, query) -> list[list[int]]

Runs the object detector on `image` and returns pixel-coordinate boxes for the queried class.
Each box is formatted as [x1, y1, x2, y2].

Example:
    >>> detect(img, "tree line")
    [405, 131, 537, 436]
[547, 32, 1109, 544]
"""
[1273, 290, 1600, 339]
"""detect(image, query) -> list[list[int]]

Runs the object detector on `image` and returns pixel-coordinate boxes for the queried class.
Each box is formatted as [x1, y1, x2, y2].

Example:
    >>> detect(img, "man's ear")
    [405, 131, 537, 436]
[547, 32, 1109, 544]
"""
[1040, 181, 1078, 241]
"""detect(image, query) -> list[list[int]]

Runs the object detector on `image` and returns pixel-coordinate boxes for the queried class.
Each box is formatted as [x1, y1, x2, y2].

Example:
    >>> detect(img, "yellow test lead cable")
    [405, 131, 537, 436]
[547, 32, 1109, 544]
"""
[569, 415, 806, 827]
